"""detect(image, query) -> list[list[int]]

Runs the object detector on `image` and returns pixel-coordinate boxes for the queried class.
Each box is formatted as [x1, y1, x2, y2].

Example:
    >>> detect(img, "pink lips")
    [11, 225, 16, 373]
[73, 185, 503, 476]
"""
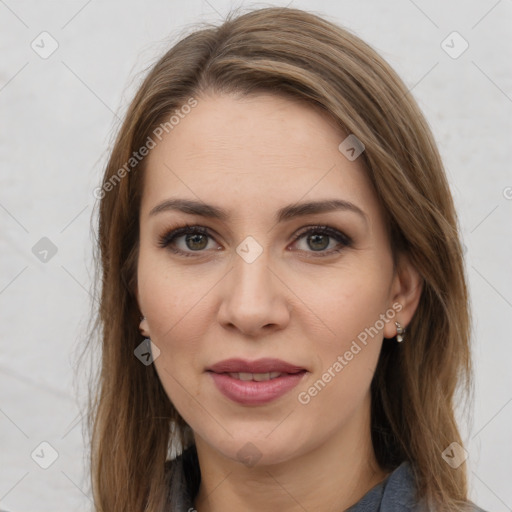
[206, 358, 307, 405]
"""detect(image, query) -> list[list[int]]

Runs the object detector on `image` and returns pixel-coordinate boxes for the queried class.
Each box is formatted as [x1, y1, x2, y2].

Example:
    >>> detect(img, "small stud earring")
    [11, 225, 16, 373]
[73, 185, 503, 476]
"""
[395, 321, 406, 343]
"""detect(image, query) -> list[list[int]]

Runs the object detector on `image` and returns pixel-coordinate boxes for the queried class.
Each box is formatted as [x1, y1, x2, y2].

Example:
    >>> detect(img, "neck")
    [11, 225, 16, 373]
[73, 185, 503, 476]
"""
[193, 394, 389, 512]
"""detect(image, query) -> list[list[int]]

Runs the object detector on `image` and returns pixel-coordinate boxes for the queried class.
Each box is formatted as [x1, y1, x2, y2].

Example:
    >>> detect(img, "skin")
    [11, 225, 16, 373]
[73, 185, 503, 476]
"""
[136, 92, 423, 511]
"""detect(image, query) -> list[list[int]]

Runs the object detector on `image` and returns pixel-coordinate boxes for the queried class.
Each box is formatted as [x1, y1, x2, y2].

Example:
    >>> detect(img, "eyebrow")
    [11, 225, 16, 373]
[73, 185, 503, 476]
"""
[149, 198, 368, 225]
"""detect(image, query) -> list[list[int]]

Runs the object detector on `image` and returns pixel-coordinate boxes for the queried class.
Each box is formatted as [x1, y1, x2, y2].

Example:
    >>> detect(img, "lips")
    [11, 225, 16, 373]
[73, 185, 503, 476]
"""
[207, 358, 306, 374]
[206, 358, 307, 405]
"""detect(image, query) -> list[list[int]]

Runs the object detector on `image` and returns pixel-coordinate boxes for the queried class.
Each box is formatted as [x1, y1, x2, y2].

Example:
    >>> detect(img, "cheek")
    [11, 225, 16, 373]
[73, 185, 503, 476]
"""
[297, 320, 383, 426]
[142, 279, 206, 370]
[137, 252, 207, 399]
[138, 246, 213, 338]
[150, 310, 206, 418]
[293, 261, 389, 406]
[296, 259, 390, 344]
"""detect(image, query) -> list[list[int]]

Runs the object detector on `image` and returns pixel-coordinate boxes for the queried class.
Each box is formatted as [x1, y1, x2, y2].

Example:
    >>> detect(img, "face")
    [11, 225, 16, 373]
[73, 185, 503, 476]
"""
[136, 92, 412, 467]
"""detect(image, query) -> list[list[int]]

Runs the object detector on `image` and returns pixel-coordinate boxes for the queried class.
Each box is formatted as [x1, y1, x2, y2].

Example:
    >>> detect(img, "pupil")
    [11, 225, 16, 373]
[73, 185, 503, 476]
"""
[186, 233, 207, 250]
[309, 234, 328, 251]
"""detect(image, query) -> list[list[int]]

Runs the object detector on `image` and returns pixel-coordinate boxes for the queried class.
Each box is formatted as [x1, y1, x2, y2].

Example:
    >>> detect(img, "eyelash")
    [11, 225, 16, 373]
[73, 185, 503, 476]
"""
[157, 223, 353, 258]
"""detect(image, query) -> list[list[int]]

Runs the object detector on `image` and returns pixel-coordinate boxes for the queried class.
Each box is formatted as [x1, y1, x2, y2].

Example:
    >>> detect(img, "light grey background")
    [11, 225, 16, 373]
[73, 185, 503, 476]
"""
[1, 1, 511, 511]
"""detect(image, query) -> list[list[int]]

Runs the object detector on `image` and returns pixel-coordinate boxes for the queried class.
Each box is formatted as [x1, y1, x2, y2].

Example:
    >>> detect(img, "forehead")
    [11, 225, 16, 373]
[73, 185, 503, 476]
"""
[140, 92, 379, 222]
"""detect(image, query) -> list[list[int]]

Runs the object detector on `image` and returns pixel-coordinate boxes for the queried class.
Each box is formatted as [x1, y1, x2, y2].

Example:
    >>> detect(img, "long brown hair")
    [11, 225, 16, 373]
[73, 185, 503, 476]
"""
[85, 6, 474, 511]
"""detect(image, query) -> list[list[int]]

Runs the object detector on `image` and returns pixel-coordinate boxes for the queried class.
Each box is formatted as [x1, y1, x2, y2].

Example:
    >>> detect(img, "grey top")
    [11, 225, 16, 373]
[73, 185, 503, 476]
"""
[165, 445, 489, 511]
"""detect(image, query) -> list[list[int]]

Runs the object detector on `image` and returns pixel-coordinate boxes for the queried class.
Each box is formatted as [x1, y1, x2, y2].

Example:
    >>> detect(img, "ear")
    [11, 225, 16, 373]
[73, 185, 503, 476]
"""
[135, 287, 151, 338]
[139, 316, 151, 338]
[383, 252, 423, 339]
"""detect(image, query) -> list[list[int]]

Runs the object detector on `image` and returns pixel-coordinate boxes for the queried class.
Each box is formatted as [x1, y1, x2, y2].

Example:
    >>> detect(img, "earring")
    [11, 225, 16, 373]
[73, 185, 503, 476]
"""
[395, 321, 406, 343]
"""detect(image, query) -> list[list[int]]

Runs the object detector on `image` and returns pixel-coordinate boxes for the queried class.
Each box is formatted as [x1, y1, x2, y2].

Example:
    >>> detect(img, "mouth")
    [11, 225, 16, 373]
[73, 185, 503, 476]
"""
[225, 371, 287, 381]
[206, 357, 307, 374]
[206, 358, 308, 405]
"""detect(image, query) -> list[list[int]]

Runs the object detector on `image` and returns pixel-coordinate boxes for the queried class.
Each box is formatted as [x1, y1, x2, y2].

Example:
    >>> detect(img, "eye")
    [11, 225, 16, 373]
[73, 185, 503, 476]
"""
[290, 225, 352, 257]
[157, 224, 352, 258]
[158, 224, 219, 257]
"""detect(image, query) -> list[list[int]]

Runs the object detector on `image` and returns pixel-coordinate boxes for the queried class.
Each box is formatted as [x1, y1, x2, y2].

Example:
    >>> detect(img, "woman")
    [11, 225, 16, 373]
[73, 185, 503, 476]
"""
[88, 6, 488, 512]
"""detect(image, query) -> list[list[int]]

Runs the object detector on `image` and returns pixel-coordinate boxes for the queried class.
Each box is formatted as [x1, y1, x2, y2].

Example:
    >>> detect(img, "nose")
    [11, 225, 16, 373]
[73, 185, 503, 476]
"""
[216, 246, 292, 337]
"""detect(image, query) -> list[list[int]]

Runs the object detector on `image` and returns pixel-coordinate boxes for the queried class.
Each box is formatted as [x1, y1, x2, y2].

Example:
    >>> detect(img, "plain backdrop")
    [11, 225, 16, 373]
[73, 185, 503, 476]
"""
[1, 1, 511, 511]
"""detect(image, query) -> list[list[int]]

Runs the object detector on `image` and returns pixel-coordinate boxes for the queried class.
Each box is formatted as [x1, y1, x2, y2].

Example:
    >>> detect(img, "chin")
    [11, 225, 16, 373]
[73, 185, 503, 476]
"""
[195, 425, 313, 469]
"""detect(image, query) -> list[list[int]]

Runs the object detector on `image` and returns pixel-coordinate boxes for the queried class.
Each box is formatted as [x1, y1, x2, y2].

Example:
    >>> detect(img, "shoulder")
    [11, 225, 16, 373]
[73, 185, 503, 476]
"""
[379, 461, 420, 511]
[352, 461, 490, 512]
[387, 462, 491, 512]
